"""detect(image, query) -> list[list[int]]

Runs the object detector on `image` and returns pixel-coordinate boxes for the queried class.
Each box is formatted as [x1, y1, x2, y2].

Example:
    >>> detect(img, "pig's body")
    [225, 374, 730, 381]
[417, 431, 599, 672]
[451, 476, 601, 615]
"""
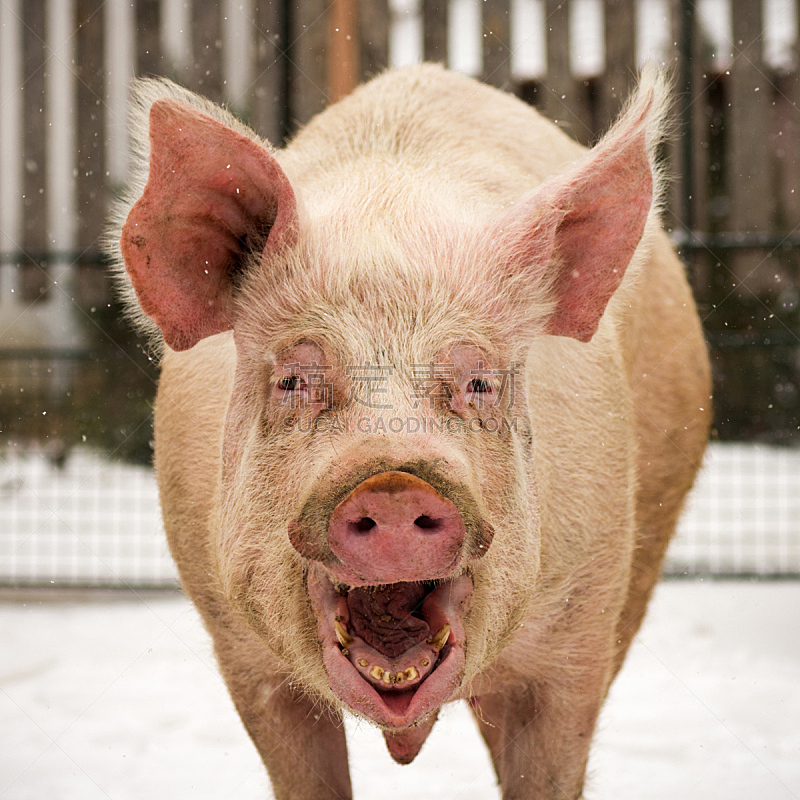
[114, 65, 711, 798]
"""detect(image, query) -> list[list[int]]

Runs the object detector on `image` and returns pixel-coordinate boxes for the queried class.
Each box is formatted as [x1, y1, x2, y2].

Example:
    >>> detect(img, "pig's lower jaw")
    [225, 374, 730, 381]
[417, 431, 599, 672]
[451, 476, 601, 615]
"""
[307, 564, 472, 729]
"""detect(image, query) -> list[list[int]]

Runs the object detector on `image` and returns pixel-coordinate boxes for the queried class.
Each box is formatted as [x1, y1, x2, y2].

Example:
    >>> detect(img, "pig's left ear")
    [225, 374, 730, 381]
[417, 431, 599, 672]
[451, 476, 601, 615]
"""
[495, 74, 665, 343]
[120, 99, 297, 352]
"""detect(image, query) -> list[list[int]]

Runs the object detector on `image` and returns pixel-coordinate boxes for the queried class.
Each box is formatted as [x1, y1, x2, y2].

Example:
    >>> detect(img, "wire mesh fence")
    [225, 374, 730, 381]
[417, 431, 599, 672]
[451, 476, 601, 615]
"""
[0, 446, 175, 587]
[2, 440, 799, 588]
[668, 443, 800, 576]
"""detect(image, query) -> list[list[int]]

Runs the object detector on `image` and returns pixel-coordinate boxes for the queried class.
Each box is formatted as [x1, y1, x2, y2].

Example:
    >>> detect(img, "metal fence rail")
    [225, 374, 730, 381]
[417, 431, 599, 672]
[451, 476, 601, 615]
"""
[3, 440, 800, 587]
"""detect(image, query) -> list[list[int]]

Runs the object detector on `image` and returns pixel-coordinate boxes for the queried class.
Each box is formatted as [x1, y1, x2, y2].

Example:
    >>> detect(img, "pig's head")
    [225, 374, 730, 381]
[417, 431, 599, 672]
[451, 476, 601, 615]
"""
[114, 70, 665, 737]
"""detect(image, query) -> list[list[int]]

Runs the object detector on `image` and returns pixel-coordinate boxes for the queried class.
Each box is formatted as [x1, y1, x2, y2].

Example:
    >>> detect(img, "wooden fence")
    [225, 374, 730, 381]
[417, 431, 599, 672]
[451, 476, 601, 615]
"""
[1, 0, 800, 444]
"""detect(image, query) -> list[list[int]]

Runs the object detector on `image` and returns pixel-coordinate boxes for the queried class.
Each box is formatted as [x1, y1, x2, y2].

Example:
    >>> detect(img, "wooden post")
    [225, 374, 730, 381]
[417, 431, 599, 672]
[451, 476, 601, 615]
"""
[482, 0, 511, 89]
[327, 0, 359, 103]
[21, 0, 48, 301]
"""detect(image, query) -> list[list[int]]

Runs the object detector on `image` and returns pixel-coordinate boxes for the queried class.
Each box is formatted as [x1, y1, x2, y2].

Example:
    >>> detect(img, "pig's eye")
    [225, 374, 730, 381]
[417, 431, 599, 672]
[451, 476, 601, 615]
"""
[467, 378, 492, 394]
[278, 375, 305, 391]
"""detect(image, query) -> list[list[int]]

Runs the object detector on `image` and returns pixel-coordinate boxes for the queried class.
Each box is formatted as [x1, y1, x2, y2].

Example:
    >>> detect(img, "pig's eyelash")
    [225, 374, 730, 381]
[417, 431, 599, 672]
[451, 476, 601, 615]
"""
[277, 375, 305, 391]
[467, 378, 493, 394]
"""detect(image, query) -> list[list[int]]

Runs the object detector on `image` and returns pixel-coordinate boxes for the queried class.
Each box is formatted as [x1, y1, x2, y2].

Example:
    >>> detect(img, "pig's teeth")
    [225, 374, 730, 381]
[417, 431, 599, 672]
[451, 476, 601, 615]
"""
[428, 623, 451, 651]
[334, 618, 353, 648]
[358, 658, 368, 668]
[363, 664, 420, 685]
[420, 658, 430, 667]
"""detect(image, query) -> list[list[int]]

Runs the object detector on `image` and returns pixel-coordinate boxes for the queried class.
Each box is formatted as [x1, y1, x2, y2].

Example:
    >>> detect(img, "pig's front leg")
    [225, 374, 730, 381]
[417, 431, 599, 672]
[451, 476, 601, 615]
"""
[470, 671, 607, 800]
[214, 635, 352, 800]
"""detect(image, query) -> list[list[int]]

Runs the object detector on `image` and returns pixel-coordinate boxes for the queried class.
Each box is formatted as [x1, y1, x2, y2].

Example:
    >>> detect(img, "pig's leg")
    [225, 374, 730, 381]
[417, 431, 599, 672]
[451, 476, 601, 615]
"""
[470, 673, 607, 800]
[214, 635, 352, 800]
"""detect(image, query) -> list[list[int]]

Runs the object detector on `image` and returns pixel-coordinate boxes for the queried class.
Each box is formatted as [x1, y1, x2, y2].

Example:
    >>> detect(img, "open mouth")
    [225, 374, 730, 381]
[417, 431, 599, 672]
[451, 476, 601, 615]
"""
[307, 563, 472, 728]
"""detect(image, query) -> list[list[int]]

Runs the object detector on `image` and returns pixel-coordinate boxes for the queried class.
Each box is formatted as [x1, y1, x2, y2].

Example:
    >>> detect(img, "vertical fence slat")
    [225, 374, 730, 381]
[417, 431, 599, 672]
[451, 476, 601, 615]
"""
[482, 0, 511, 88]
[769, 2, 800, 238]
[358, 0, 390, 79]
[422, 0, 448, 63]
[75, 0, 107, 307]
[136, 0, 164, 77]
[75, 0, 105, 252]
[544, 0, 571, 120]
[775, 71, 800, 232]
[669, 0, 712, 304]
[669, 1, 708, 233]
[21, 0, 48, 301]
[252, 0, 288, 145]
[544, 0, 592, 144]
[669, 0, 691, 233]
[599, 0, 636, 132]
[190, 1, 223, 103]
[789, 2, 800, 232]
[728, 0, 776, 294]
[289, 0, 329, 130]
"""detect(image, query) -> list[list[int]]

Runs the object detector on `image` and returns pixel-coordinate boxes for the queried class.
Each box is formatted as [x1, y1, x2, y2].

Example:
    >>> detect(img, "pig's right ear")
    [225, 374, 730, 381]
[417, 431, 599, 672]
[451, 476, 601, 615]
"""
[492, 73, 665, 343]
[120, 100, 297, 351]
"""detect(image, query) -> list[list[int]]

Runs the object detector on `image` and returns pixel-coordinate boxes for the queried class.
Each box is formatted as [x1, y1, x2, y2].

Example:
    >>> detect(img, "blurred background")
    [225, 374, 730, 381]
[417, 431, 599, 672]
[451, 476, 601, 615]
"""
[1, 0, 799, 587]
[1, 3, 799, 799]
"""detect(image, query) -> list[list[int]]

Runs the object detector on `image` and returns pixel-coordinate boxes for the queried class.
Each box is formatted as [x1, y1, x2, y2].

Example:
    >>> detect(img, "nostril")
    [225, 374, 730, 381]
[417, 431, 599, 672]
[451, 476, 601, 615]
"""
[414, 515, 441, 531]
[353, 517, 376, 533]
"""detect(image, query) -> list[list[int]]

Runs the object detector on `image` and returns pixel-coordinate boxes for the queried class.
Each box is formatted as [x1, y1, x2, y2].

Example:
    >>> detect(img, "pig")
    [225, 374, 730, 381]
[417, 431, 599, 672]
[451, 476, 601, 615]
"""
[108, 63, 711, 798]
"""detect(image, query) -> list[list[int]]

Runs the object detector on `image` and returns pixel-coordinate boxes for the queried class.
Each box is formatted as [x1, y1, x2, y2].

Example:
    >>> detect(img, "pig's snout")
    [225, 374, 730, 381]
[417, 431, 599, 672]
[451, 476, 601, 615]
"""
[327, 472, 466, 584]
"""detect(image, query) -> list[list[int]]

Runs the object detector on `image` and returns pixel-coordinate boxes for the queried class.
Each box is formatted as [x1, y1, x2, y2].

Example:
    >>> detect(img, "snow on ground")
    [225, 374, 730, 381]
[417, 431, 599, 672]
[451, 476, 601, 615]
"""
[1, 580, 798, 799]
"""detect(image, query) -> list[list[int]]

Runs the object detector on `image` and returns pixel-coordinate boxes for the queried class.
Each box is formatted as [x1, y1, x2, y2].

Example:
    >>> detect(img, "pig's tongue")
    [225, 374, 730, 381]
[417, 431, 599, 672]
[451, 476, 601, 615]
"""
[342, 583, 445, 693]
[346, 584, 430, 659]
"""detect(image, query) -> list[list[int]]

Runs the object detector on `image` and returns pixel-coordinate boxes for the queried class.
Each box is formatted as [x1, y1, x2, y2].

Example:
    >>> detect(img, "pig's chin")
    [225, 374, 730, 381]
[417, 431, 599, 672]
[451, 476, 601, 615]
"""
[307, 564, 472, 729]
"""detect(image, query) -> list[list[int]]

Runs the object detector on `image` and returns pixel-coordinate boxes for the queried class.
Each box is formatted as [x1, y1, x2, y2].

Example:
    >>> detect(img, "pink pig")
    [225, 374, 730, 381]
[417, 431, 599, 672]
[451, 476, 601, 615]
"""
[110, 64, 711, 798]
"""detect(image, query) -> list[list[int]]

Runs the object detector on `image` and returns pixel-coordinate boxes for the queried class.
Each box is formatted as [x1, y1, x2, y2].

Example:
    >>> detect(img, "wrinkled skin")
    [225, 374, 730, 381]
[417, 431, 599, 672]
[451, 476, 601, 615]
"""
[110, 65, 711, 799]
